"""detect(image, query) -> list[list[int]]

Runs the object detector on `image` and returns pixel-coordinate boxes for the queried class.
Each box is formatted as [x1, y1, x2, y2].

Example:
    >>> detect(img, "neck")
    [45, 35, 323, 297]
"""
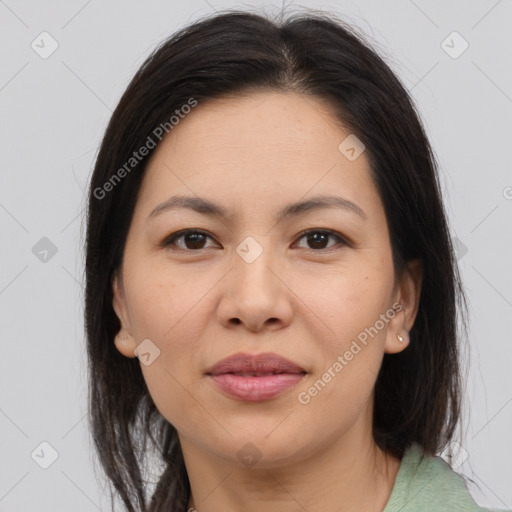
[181, 418, 401, 512]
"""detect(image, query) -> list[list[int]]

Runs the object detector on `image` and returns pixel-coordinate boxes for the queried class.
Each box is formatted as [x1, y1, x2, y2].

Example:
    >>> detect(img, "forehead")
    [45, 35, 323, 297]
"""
[155, 91, 348, 154]
[136, 91, 382, 222]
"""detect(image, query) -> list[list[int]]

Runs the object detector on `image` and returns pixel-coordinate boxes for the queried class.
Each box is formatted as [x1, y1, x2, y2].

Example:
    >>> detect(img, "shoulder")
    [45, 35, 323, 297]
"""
[383, 443, 510, 512]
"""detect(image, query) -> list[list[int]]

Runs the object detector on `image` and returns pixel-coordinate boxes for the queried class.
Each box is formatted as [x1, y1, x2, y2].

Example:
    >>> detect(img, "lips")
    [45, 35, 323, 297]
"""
[205, 352, 307, 402]
[205, 352, 307, 376]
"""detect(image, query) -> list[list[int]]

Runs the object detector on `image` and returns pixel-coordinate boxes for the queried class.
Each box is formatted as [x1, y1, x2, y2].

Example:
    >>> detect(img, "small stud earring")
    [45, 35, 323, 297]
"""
[397, 333, 405, 343]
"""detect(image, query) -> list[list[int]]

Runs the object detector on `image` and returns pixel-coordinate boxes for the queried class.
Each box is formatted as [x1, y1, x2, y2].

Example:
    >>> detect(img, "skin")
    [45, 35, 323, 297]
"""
[112, 91, 423, 512]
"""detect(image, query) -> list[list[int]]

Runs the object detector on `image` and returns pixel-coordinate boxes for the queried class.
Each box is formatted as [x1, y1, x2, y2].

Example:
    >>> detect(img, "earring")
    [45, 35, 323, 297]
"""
[397, 333, 405, 343]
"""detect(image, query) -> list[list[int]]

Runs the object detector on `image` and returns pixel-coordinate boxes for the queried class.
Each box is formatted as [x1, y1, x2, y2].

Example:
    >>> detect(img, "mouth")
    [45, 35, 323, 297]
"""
[205, 352, 307, 376]
[207, 372, 307, 402]
[219, 371, 306, 377]
[205, 352, 307, 401]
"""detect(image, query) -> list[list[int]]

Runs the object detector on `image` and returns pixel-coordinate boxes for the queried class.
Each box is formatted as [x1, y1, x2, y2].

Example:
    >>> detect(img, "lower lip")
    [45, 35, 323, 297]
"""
[209, 373, 306, 401]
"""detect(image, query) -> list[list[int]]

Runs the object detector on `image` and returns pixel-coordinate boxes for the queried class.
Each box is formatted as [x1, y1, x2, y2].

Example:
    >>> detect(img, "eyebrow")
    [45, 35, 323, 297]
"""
[147, 194, 367, 223]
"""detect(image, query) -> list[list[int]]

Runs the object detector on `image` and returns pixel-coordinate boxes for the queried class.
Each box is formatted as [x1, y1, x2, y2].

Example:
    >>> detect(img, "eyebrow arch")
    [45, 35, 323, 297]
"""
[147, 194, 367, 223]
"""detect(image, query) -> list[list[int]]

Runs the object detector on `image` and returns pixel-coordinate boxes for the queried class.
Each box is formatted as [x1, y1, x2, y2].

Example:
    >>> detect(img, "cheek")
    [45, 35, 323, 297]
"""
[291, 260, 393, 411]
[299, 264, 393, 346]
[127, 278, 208, 375]
[125, 260, 210, 344]
[134, 307, 206, 434]
[293, 275, 389, 432]
[124, 265, 213, 428]
[140, 361, 208, 438]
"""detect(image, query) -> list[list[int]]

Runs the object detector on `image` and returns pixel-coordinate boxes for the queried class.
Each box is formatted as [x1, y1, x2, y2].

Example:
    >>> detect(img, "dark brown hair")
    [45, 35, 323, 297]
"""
[84, 7, 468, 511]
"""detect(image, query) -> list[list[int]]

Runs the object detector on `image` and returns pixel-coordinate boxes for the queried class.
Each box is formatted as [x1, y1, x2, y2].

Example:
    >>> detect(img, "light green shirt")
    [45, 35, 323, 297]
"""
[383, 443, 510, 512]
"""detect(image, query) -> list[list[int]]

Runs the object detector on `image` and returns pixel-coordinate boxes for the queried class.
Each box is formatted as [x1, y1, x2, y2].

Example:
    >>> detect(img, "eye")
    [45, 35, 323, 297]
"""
[161, 229, 218, 251]
[294, 229, 347, 251]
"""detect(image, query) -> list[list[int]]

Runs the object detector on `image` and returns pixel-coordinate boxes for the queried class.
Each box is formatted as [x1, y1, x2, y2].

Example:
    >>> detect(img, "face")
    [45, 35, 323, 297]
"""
[112, 91, 422, 468]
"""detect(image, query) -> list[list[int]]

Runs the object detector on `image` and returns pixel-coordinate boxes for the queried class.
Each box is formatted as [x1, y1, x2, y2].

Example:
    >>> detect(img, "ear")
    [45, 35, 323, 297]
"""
[112, 269, 137, 358]
[384, 258, 423, 355]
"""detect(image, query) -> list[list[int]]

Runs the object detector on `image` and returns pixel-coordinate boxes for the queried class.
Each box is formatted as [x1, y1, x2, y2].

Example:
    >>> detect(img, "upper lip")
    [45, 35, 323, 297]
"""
[205, 352, 307, 376]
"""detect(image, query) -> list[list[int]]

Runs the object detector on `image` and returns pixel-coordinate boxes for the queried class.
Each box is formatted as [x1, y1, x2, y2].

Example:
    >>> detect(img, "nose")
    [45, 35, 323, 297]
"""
[216, 244, 293, 333]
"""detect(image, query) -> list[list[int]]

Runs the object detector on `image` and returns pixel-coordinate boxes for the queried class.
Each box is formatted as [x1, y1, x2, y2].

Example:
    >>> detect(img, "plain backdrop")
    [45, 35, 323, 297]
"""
[1, 0, 511, 510]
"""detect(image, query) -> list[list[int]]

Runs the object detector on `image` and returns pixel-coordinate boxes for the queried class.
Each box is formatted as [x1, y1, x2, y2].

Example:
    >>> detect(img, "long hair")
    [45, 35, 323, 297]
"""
[84, 7, 468, 511]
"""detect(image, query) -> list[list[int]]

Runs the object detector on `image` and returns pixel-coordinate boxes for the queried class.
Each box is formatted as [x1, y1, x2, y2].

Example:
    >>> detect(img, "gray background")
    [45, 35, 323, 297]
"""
[1, 0, 511, 510]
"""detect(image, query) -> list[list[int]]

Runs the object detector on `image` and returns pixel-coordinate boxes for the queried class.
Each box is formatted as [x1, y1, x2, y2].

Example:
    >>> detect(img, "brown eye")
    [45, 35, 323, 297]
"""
[295, 229, 346, 251]
[162, 230, 216, 251]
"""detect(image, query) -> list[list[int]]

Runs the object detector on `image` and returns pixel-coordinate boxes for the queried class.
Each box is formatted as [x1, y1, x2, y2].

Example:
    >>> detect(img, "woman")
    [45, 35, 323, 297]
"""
[84, 8, 508, 512]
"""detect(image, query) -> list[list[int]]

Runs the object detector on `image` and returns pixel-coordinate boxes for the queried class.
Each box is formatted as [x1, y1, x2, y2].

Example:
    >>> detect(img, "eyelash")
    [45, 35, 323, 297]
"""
[160, 228, 349, 253]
